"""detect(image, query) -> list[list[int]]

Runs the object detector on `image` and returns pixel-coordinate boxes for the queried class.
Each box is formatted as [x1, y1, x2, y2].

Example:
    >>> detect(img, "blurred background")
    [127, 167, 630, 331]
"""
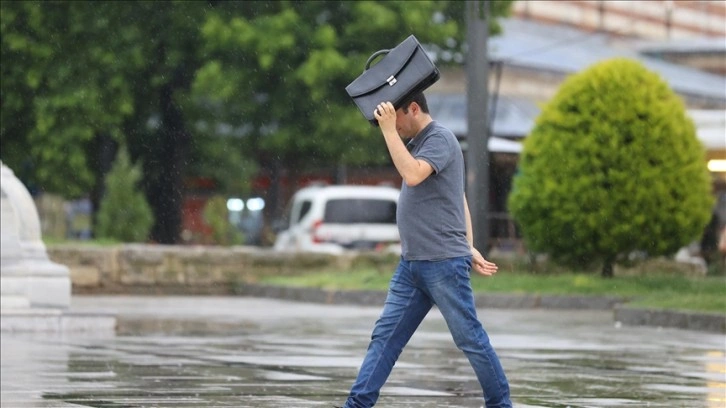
[1, 0, 724, 259]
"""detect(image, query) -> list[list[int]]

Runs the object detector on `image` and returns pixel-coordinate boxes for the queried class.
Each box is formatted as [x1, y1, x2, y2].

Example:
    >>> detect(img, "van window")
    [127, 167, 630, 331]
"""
[323, 199, 397, 224]
[289, 199, 313, 226]
[298, 200, 312, 223]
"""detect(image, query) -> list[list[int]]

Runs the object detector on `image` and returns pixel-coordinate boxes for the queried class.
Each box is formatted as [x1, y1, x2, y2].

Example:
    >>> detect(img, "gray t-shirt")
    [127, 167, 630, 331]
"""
[397, 121, 471, 261]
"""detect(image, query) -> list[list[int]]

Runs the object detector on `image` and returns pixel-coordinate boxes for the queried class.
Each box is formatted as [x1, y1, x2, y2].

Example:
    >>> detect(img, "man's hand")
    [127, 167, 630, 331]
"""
[472, 247, 498, 276]
[374, 102, 397, 134]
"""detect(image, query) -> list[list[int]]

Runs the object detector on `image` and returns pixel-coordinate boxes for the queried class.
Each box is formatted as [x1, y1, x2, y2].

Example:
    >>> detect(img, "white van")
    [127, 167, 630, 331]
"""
[273, 185, 401, 254]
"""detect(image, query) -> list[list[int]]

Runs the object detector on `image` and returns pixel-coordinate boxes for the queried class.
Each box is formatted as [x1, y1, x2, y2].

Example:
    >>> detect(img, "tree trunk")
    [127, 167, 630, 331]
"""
[149, 83, 190, 244]
[267, 157, 281, 222]
[601, 257, 615, 278]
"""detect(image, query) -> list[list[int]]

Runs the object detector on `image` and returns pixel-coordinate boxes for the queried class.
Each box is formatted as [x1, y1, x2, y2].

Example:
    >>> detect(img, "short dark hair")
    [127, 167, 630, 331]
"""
[401, 92, 429, 114]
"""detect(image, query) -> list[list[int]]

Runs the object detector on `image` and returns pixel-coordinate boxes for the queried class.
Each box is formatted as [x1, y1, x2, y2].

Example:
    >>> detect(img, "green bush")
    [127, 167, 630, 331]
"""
[203, 195, 243, 246]
[95, 148, 154, 242]
[508, 58, 713, 277]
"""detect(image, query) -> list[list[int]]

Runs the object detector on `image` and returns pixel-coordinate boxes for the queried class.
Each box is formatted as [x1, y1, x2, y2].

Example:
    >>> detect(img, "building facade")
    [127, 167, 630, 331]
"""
[513, 0, 726, 40]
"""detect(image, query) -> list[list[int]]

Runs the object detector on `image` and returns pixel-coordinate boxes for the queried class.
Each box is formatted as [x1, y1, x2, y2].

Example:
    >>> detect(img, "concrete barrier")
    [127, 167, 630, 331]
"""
[614, 306, 726, 333]
[47, 244, 399, 294]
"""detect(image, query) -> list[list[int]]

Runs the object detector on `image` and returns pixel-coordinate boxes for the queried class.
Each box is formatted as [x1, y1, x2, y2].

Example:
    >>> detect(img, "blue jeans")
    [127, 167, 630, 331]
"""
[343, 256, 511, 408]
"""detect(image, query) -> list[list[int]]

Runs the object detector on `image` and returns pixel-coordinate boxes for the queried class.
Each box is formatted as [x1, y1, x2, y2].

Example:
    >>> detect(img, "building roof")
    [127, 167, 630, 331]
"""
[489, 18, 726, 103]
[427, 93, 534, 153]
[689, 110, 726, 150]
[427, 93, 539, 139]
[427, 18, 725, 152]
[635, 37, 726, 55]
[428, 94, 722, 153]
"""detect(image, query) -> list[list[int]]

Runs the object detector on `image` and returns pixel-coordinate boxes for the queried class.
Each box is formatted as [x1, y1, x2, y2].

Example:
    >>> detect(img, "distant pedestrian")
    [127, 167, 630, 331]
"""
[338, 93, 512, 408]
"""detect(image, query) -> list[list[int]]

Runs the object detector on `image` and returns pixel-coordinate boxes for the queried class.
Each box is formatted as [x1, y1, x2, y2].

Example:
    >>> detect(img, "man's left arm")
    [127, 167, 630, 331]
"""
[464, 194, 498, 276]
[375, 102, 433, 186]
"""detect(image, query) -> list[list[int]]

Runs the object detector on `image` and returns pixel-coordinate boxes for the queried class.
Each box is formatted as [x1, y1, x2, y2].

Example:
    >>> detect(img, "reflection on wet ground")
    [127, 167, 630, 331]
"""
[1, 296, 724, 407]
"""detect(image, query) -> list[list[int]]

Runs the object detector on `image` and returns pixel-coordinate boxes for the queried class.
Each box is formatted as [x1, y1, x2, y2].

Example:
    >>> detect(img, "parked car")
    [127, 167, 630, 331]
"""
[273, 185, 401, 254]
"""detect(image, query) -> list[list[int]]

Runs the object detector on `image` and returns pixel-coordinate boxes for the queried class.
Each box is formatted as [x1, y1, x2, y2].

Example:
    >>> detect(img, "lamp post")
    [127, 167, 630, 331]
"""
[466, 0, 491, 253]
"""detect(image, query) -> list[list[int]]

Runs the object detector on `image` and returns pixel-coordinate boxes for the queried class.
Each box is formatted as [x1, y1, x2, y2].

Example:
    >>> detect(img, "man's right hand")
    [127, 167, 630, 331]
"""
[374, 102, 397, 135]
[472, 247, 498, 276]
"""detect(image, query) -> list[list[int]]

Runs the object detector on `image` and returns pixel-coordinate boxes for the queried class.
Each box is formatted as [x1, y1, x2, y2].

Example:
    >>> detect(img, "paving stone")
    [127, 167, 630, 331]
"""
[1, 296, 724, 408]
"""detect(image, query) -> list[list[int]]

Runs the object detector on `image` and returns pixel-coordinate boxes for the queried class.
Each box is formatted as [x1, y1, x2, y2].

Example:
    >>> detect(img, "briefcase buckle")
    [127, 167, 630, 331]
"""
[387, 75, 397, 86]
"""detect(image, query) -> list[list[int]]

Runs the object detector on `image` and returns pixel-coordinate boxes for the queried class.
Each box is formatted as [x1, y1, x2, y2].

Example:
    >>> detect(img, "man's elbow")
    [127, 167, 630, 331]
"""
[402, 161, 432, 187]
[403, 174, 425, 187]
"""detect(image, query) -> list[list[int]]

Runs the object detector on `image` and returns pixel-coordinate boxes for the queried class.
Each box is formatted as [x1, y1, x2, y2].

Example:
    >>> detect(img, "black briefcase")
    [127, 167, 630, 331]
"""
[346, 35, 440, 126]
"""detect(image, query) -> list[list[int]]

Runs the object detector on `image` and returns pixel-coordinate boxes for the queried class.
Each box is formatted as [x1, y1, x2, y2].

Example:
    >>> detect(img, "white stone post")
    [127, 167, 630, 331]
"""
[1, 161, 71, 309]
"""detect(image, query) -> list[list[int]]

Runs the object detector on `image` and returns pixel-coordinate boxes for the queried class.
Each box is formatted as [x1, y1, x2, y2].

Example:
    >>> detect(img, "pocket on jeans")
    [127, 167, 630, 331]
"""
[419, 259, 458, 285]
[445, 257, 472, 285]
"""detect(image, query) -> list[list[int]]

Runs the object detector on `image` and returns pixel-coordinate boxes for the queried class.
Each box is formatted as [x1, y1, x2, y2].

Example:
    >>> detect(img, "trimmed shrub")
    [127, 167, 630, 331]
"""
[95, 148, 154, 242]
[508, 58, 713, 277]
[203, 195, 243, 246]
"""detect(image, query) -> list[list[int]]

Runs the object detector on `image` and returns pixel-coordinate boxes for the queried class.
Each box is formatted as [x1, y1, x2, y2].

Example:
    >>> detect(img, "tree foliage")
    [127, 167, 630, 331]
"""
[1, 0, 513, 244]
[203, 195, 243, 246]
[1, 1, 138, 196]
[195, 1, 466, 170]
[95, 147, 154, 242]
[508, 58, 713, 277]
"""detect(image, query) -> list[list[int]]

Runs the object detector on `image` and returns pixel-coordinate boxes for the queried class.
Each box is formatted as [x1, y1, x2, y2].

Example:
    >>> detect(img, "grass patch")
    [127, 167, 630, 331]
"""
[262, 268, 392, 291]
[260, 267, 726, 313]
[44, 238, 122, 246]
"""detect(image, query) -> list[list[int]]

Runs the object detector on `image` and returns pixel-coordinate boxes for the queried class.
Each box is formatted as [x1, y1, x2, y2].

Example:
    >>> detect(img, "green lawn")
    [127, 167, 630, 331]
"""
[260, 267, 726, 313]
[44, 237, 121, 246]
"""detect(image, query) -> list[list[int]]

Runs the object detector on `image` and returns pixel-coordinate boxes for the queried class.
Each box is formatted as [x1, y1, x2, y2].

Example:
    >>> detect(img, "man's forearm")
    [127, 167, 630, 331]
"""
[381, 128, 430, 187]
[464, 194, 474, 248]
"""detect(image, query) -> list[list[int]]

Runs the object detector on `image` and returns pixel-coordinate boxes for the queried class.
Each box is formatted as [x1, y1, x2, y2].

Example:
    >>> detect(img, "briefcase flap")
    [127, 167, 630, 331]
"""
[345, 35, 420, 98]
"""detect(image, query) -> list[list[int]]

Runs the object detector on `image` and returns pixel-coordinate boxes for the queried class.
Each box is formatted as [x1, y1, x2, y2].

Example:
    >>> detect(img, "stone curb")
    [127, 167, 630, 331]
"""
[614, 306, 726, 333]
[236, 284, 626, 310]
[236, 284, 388, 306]
[0, 309, 117, 333]
[236, 284, 725, 334]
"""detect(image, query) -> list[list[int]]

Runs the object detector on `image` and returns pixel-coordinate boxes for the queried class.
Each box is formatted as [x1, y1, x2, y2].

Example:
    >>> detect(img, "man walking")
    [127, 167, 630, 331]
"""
[339, 93, 512, 407]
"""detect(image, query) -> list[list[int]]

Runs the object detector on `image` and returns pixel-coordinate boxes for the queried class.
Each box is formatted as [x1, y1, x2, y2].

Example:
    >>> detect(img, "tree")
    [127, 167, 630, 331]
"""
[119, 1, 212, 245]
[1, 1, 138, 197]
[203, 195, 243, 246]
[193, 0, 513, 212]
[1, 1, 513, 245]
[1, 1, 218, 244]
[508, 58, 713, 277]
[95, 147, 154, 242]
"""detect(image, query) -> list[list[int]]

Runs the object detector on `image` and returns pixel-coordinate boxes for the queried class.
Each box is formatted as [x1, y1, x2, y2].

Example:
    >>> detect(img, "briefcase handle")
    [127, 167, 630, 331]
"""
[364, 49, 390, 71]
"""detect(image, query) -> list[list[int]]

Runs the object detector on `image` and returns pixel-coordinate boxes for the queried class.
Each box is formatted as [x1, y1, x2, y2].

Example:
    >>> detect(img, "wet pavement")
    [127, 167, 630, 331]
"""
[1, 296, 725, 408]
